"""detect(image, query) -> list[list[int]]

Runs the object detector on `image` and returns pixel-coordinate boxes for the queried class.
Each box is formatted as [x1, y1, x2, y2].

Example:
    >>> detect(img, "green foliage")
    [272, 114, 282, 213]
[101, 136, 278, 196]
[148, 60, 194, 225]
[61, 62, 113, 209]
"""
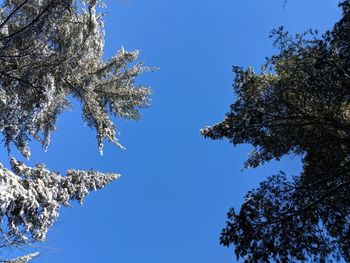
[202, 1, 350, 262]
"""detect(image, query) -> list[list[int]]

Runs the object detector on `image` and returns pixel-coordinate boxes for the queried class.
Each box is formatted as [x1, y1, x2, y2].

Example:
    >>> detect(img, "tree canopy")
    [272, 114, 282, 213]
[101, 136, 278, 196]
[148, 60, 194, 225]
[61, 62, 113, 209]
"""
[0, 0, 151, 261]
[202, 1, 350, 262]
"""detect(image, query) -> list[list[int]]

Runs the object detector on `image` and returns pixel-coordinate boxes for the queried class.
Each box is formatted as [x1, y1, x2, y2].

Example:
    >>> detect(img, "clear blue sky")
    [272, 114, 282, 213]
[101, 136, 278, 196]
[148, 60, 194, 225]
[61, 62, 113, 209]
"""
[1, 0, 341, 262]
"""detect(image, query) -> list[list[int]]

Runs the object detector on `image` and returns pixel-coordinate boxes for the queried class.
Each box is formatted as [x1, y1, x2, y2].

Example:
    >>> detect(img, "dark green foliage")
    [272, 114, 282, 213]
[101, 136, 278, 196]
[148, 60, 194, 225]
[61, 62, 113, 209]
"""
[202, 1, 350, 262]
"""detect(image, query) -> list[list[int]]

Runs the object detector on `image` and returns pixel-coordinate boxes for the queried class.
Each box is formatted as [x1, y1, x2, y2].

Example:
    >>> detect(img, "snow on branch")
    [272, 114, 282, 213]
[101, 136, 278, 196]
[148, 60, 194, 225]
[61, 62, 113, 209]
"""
[0, 158, 119, 247]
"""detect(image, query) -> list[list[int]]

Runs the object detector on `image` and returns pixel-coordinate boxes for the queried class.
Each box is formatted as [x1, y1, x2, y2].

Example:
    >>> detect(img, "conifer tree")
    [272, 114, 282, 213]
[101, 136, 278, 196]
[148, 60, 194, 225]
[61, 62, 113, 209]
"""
[202, 1, 350, 261]
[0, 0, 151, 260]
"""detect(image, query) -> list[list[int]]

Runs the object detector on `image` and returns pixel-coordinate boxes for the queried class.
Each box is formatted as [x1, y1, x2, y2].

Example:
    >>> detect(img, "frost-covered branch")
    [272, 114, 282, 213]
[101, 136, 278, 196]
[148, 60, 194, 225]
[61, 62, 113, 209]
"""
[0, 0, 152, 260]
[0, 0, 152, 157]
[0, 157, 119, 248]
[1, 252, 39, 263]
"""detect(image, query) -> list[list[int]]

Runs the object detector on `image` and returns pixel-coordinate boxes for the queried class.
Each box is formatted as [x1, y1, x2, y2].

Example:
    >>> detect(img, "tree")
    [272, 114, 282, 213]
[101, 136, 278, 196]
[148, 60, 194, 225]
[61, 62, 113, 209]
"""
[201, 1, 350, 262]
[0, 0, 151, 261]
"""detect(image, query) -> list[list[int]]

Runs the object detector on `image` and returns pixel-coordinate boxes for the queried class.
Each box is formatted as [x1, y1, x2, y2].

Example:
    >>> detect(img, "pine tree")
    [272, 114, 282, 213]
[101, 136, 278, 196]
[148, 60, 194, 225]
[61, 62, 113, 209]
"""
[0, 0, 151, 260]
[202, 1, 350, 262]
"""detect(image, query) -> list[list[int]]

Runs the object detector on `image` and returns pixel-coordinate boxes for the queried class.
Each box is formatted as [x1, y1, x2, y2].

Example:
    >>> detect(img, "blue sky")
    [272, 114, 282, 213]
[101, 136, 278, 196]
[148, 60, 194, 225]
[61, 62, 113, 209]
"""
[1, 0, 341, 262]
